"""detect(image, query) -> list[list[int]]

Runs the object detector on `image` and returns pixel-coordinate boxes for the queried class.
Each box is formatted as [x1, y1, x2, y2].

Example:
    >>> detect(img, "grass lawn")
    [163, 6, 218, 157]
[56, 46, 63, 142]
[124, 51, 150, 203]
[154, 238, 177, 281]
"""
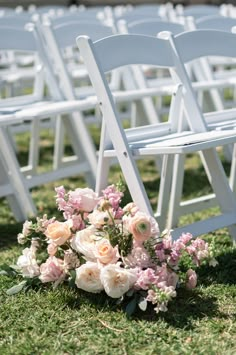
[0, 128, 236, 355]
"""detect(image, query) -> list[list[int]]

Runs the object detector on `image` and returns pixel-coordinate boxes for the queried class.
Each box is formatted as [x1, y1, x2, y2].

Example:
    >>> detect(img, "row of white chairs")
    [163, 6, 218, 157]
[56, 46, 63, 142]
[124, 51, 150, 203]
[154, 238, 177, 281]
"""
[1, 5, 236, 242]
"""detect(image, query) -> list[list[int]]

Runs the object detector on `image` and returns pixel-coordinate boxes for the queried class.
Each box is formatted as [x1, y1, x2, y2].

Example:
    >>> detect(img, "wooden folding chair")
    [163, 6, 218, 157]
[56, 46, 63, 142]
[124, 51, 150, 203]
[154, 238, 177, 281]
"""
[76, 32, 236, 241]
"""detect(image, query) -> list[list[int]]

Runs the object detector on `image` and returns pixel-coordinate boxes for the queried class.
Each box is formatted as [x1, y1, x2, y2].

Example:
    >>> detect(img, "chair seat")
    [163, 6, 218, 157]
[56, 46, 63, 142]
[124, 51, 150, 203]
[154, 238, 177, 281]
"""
[104, 129, 236, 156]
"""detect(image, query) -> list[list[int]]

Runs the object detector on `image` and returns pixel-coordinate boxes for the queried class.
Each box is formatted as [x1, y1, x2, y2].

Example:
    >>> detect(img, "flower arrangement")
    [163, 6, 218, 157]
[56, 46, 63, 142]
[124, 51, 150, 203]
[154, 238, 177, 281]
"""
[4, 182, 218, 315]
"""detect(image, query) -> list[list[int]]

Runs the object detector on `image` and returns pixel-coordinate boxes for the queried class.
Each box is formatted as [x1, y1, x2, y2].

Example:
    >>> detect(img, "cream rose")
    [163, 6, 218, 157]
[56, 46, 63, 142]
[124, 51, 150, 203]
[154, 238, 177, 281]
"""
[69, 188, 99, 212]
[127, 212, 159, 244]
[45, 220, 72, 246]
[75, 262, 103, 293]
[100, 264, 137, 298]
[94, 239, 120, 265]
[71, 226, 101, 260]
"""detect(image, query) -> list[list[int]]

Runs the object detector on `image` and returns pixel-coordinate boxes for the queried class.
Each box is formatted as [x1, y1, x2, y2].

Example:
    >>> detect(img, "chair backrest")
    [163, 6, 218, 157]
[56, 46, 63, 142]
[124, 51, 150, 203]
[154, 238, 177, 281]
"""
[37, 19, 115, 101]
[0, 24, 62, 108]
[76, 32, 202, 150]
[120, 18, 185, 36]
[192, 14, 236, 31]
[176, 4, 220, 19]
[77, 29, 236, 138]
[168, 29, 236, 123]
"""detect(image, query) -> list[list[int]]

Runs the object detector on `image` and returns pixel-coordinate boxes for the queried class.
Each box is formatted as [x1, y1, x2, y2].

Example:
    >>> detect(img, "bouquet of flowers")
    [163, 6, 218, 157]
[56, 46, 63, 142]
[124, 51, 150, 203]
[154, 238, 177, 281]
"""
[5, 182, 218, 315]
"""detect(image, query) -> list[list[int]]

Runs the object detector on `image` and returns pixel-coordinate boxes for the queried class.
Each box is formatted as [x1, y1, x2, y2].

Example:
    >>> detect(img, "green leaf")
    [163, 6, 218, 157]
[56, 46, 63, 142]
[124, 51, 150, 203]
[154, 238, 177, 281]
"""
[6, 281, 27, 295]
[125, 296, 137, 317]
[0, 264, 18, 276]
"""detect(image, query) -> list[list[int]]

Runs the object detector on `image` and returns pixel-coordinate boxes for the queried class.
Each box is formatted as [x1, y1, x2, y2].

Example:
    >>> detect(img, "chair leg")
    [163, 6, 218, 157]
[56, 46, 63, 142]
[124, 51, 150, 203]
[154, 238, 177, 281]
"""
[229, 143, 236, 193]
[28, 118, 40, 174]
[155, 154, 174, 231]
[200, 148, 236, 240]
[167, 154, 185, 229]
[0, 128, 36, 220]
[60, 111, 97, 187]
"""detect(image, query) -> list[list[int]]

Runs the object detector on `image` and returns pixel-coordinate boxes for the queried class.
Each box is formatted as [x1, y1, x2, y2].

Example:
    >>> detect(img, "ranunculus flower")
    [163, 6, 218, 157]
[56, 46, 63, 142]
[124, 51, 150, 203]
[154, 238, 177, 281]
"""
[16, 247, 40, 278]
[186, 269, 197, 290]
[71, 226, 101, 260]
[94, 239, 120, 265]
[100, 264, 137, 298]
[39, 256, 65, 283]
[127, 212, 159, 244]
[69, 188, 99, 212]
[75, 262, 103, 293]
[45, 220, 72, 246]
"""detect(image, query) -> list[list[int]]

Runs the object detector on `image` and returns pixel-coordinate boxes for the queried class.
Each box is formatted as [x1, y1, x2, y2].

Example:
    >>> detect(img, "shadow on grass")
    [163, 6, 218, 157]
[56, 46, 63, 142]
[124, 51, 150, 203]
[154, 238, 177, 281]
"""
[0, 223, 22, 249]
[197, 248, 236, 286]
[62, 285, 219, 330]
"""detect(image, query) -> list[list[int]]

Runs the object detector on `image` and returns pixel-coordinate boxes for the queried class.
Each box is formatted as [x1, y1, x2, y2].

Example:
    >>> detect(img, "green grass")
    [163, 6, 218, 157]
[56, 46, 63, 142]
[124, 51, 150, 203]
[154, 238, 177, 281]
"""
[0, 129, 236, 354]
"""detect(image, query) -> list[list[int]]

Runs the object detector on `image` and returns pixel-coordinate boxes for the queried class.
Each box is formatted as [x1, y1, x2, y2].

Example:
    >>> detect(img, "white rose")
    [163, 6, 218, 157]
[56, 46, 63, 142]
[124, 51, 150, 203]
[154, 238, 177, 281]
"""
[100, 264, 138, 298]
[75, 262, 103, 293]
[71, 226, 102, 260]
[16, 247, 40, 278]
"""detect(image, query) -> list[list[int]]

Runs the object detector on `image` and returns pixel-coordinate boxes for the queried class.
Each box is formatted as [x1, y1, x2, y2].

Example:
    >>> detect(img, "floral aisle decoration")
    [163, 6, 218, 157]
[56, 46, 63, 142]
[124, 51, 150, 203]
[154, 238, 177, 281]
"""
[2, 183, 218, 315]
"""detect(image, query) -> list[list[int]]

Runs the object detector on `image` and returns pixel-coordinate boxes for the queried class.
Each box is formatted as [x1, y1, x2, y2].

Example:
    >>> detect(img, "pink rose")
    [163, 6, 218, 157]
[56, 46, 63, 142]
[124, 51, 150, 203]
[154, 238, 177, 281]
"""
[45, 220, 72, 246]
[127, 212, 159, 244]
[69, 188, 98, 212]
[39, 256, 65, 283]
[186, 269, 197, 290]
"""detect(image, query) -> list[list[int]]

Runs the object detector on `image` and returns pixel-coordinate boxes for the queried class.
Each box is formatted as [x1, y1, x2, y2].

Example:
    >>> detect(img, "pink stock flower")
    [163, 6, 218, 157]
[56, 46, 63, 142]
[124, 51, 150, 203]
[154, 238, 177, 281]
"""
[155, 264, 179, 288]
[135, 268, 158, 290]
[123, 241, 153, 269]
[39, 256, 65, 284]
[64, 249, 80, 270]
[102, 184, 123, 211]
[47, 242, 58, 256]
[186, 269, 197, 289]
[186, 238, 209, 266]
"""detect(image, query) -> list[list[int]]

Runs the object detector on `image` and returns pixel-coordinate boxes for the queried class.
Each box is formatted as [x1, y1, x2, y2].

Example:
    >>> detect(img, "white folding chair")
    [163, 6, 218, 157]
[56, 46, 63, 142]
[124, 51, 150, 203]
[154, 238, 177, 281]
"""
[163, 29, 236, 232]
[0, 25, 99, 220]
[77, 32, 236, 241]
